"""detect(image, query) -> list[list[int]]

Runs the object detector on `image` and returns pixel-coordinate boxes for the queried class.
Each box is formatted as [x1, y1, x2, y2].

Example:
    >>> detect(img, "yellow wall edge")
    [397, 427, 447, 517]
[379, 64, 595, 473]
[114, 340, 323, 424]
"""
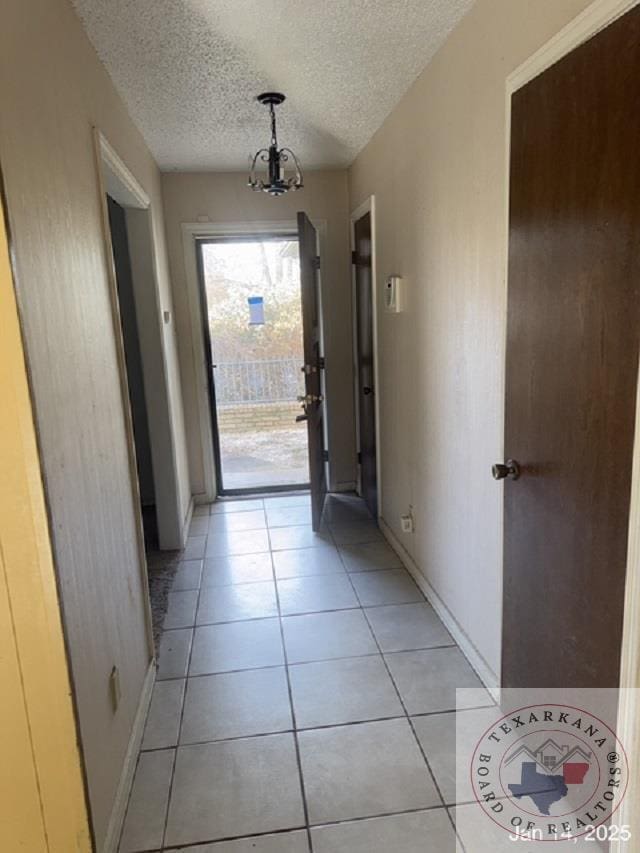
[0, 179, 92, 851]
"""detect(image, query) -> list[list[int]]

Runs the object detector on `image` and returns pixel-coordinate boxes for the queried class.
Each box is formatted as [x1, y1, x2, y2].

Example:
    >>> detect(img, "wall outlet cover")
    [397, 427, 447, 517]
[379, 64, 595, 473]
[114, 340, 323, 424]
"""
[400, 514, 414, 534]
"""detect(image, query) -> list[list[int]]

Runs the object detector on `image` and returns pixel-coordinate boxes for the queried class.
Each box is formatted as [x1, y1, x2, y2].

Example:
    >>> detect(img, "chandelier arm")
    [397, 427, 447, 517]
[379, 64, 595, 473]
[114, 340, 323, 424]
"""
[248, 148, 270, 187]
[279, 148, 304, 187]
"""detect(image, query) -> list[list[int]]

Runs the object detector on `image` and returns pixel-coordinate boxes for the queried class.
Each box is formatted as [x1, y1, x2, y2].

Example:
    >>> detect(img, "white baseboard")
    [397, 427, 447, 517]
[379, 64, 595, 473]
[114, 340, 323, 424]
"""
[378, 517, 500, 697]
[102, 661, 155, 853]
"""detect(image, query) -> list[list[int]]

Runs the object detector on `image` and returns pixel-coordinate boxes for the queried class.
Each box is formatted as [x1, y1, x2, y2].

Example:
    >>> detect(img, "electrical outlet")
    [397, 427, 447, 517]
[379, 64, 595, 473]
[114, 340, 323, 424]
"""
[401, 513, 414, 534]
[109, 665, 121, 712]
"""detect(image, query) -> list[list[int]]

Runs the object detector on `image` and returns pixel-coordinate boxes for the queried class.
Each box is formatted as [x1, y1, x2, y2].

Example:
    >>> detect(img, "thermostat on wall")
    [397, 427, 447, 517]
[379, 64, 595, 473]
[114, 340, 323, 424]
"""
[384, 275, 404, 313]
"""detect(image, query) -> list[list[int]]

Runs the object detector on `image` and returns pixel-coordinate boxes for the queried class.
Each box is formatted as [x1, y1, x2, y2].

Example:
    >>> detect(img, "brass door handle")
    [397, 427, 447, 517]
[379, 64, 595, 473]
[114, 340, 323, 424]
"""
[492, 459, 521, 481]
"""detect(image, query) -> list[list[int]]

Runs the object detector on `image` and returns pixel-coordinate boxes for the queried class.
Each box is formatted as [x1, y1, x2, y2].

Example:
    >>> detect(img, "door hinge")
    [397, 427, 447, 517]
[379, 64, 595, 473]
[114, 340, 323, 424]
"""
[318, 356, 325, 370]
[312, 255, 321, 270]
[351, 250, 358, 265]
[357, 451, 362, 464]
[322, 449, 329, 462]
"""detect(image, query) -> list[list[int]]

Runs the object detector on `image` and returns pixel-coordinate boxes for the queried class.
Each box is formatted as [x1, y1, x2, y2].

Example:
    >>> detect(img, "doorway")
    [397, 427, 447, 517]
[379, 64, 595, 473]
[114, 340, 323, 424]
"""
[197, 235, 310, 494]
[96, 130, 186, 553]
[500, 4, 640, 689]
[353, 210, 378, 519]
[107, 196, 157, 547]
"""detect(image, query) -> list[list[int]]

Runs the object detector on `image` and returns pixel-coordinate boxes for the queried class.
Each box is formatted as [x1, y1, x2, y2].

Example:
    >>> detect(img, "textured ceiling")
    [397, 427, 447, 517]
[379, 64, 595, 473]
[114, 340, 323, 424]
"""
[71, 0, 474, 171]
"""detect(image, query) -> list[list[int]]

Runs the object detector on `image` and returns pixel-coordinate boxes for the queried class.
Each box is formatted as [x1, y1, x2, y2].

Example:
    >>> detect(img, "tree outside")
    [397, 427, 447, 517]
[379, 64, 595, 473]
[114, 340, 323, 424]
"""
[203, 239, 303, 363]
[201, 239, 309, 489]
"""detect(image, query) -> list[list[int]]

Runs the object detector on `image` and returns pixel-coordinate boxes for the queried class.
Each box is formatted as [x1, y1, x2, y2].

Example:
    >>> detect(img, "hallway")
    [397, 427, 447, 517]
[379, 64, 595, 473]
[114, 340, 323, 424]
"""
[120, 493, 492, 852]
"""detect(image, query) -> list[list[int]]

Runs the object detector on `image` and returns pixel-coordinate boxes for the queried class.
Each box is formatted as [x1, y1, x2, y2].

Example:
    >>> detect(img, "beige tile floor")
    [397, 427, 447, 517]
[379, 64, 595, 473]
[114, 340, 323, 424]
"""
[119, 493, 494, 852]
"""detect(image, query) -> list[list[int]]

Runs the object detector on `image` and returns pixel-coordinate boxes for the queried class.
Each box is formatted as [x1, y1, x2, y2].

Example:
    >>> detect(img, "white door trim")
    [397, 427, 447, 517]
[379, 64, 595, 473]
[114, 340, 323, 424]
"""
[507, 0, 639, 93]
[94, 129, 188, 550]
[181, 219, 328, 500]
[97, 132, 150, 209]
[92, 129, 154, 652]
[350, 196, 381, 518]
[503, 2, 640, 842]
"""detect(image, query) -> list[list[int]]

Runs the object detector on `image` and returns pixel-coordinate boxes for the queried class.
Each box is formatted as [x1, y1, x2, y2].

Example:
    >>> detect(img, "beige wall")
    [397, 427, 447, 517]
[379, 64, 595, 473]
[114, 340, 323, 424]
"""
[349, 0, 594, 683]
[0, 0, 189, 846]
[162, 170, 356, 494]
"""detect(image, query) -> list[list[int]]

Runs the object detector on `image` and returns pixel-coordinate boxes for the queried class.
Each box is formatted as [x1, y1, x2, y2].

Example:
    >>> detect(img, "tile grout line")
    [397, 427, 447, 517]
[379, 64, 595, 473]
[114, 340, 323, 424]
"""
[139, 714, 407, 753]
[120, 559, 199, 849]
[271, 544, 315, 853]
[352, 578, 468, 851]
[169, 578, 432, 595]
[156, 498, 463, 851]
[327, 512, 468, 846]
[159, 522, 207, 852]
[341, 550, 467, 848]
[116, 743, 146, 852]
[148, 803, 452, 853]
[155, 642, 463, 684]
[193, 610, 458, 629]
[139, 700, 498, 754]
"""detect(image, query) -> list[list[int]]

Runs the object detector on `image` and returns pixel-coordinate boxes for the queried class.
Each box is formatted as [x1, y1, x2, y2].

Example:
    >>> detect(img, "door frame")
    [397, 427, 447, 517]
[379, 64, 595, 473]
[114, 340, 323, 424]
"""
[503, 0, 640, 842]
[195, 232, 310, 496]
[93, 134, 162, 850]
[94, 130, 189, 551]
[92, 130, 154, 651]
[182, 219, 329, 500]
[350, 196, 381, 518]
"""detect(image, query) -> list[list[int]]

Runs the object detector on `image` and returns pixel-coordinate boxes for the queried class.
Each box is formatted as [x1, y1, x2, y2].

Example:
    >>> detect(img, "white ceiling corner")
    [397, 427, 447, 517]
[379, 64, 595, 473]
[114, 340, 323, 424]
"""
[71, 0, 475, 171]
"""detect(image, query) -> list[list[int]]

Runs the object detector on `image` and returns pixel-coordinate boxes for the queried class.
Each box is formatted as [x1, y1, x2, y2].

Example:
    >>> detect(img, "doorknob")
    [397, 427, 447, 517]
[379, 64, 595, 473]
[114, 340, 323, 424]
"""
[362, 386, 373, 396]
[492, 459, 521, 481]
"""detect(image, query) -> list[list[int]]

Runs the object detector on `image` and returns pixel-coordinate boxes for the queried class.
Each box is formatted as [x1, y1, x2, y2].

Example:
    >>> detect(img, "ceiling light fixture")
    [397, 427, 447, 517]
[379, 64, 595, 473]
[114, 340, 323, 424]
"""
[248, 92, 303, 197]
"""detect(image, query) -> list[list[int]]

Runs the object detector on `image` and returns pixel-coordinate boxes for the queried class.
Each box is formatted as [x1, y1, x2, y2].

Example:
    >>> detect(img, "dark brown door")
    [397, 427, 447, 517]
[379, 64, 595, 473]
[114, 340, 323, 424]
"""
[297, 212, 327, 530]
[501, 6, 640, 689]
[354, 212, 378, 518]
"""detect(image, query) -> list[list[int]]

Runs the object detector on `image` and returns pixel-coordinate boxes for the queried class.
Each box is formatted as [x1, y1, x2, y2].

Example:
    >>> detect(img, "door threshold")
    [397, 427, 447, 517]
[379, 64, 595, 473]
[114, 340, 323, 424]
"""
[218, 484, 311, 498]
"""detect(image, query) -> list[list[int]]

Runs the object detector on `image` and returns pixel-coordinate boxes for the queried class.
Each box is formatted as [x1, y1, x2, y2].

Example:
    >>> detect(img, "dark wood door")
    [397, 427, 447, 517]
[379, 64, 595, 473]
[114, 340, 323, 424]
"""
[354, 212, 378, 518]
[297, 212, 327, 530]
[502, 6, 640, 689]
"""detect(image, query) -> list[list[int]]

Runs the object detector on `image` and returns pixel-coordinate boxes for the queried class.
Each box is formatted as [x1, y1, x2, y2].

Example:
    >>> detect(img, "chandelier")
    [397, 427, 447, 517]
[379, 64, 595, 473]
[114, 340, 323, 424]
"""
[248, 93, 303, 197]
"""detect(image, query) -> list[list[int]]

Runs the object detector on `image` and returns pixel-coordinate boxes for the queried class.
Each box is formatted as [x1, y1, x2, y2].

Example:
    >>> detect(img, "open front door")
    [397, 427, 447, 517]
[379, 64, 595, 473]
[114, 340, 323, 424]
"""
[297, 212, 327, 530]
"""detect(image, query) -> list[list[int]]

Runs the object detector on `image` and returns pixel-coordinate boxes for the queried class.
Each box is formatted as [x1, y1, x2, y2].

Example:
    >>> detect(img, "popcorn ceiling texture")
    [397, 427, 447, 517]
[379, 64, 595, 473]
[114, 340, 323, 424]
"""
[70, 0, 474, 170]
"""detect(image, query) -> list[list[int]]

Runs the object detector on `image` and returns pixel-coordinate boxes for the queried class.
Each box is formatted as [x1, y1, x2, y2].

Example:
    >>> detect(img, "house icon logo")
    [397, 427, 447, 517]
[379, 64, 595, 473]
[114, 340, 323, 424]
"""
[503, 738, 593, 816]
[469, 703, 629, 843]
